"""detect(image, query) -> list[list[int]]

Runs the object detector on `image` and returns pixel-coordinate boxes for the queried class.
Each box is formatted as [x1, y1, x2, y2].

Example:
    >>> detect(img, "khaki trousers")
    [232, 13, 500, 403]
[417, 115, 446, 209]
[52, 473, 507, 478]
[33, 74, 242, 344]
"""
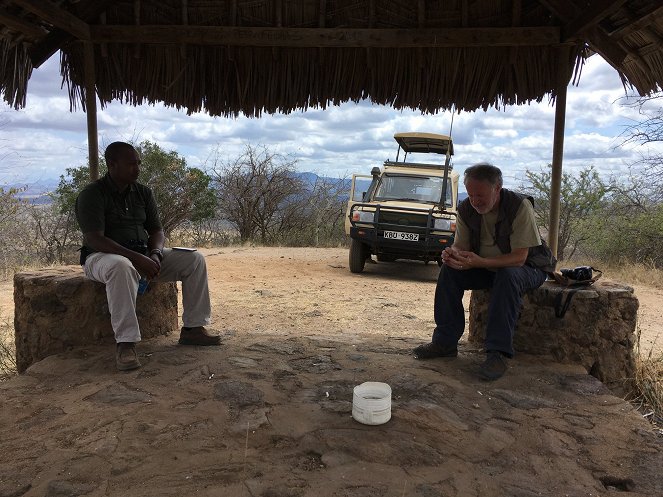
[83, 248, 212, 343]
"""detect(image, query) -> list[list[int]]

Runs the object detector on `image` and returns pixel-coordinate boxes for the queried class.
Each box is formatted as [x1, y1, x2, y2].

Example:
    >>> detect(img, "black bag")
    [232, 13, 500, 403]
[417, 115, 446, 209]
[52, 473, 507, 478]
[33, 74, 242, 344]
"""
[552, 266, 602, 318]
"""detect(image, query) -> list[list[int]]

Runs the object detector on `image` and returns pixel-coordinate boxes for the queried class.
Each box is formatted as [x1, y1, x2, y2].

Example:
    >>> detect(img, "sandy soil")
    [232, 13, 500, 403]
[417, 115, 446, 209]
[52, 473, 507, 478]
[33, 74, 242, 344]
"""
[0, 247, 661, 497]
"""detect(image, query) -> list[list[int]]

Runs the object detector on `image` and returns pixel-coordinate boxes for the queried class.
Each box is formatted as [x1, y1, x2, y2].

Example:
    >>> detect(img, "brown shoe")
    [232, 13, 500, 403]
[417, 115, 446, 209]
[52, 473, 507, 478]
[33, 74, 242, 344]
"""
[116, 342, 141, 371]
[178, 326, 221, 346]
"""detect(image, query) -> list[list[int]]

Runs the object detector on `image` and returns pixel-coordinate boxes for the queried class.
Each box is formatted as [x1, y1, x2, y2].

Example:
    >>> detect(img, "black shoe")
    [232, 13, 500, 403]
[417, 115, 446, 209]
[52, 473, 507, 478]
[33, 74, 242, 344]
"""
[413, 342, 458, 359]
[479, 351, 508, 381]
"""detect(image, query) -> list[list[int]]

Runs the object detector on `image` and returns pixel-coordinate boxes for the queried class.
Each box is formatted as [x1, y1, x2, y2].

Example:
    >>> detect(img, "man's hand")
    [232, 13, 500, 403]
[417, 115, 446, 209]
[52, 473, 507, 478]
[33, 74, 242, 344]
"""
[442, 246, 480, 270]
[133, 253, 161, 279]
[442, 245, 529, 270]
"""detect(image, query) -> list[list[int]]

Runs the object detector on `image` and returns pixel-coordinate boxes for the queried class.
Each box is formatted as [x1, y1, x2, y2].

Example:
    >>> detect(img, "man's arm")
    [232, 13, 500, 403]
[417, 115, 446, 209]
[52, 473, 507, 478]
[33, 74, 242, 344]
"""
[449, 247, 528, 270]
[85, 231, 161, 279]
[147, 229, 166, 264]
[451, 200, 540, 270]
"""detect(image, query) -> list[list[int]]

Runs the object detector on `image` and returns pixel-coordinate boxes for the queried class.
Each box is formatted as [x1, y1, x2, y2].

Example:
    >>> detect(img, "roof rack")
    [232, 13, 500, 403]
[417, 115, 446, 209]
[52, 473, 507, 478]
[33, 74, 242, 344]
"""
[383, 160, 454, 171]
[393, 132, 454, 156]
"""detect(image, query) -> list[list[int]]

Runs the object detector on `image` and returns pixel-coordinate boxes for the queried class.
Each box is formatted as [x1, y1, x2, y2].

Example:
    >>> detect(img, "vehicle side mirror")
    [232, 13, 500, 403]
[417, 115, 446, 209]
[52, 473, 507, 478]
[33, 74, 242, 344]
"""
[361, 191, 367, 201]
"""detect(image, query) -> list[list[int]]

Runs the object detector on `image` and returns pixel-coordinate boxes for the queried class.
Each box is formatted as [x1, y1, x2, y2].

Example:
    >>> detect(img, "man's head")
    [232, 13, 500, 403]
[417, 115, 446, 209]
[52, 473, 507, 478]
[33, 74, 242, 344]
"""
[105, 142, 141, 188]
[463, 163, 502, 214]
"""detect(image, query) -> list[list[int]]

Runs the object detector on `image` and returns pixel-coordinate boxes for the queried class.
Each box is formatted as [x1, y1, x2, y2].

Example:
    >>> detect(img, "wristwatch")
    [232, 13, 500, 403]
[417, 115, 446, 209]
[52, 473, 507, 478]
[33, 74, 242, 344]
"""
[150, 248, 163, 262]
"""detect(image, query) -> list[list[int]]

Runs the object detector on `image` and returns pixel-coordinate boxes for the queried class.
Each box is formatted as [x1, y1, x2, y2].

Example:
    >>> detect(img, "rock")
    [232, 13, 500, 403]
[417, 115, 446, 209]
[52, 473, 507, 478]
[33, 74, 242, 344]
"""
[468, 281, 638, 389]
[13, 266, 178, 372]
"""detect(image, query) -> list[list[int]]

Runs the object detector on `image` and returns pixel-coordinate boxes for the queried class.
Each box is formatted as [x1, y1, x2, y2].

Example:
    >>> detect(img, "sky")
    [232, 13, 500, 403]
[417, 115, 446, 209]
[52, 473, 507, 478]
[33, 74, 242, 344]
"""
[1, 52, 660, 191]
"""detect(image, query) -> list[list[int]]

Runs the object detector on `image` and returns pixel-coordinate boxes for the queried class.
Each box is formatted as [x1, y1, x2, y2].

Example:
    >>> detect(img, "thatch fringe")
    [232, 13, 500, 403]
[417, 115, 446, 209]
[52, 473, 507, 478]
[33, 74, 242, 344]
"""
[0, 40, 32, 109]
[2, 0, 661, 115]
[61, 43, 588, 118]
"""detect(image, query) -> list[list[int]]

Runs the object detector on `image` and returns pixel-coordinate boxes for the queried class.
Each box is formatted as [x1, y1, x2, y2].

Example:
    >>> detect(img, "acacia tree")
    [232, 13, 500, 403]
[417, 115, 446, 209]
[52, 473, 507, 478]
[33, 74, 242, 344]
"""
[620, 94, 663, 199]
[212, 144, 307, 244]
[519, 165, 609, 261]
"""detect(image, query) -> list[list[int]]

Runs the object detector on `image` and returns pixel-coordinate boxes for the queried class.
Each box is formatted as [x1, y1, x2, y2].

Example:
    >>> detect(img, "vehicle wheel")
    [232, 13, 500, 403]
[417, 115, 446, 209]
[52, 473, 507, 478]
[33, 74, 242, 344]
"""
[349, 239, 368, 273]
[377, 254, 396, 262]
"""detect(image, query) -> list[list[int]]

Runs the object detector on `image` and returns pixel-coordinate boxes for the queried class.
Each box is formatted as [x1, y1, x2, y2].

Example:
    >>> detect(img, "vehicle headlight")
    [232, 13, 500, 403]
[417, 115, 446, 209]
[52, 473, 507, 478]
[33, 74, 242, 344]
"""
[434, 218, 455, 231]
[352, 210, 375, 223]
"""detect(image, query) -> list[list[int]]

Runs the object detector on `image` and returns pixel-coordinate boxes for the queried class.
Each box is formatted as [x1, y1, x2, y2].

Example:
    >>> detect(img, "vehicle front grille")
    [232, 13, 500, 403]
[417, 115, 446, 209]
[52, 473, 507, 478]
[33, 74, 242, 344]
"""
[377, 210, 429, 228]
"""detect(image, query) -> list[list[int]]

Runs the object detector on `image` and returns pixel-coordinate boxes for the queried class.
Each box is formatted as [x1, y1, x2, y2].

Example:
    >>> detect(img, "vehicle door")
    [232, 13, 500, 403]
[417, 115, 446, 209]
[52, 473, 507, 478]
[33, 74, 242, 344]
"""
[345, 174, 374, 233]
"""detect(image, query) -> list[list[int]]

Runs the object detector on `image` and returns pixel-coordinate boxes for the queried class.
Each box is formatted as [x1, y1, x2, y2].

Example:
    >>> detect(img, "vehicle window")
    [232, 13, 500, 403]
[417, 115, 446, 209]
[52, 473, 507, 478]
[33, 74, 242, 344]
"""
[352, 178, 373, 202]
[375, 175, 452, 206]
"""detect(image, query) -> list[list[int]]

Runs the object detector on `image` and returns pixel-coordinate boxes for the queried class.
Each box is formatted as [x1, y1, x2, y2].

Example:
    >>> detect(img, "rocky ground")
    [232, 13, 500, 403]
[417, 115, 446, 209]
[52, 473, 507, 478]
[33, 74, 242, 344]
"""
[0, 247, 661, 497]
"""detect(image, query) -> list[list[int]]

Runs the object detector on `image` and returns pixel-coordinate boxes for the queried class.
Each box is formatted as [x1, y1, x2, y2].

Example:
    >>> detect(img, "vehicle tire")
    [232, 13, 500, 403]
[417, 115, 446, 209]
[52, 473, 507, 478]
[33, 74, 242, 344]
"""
[377, 254, 397, 262]
[349, 239, 368, 273]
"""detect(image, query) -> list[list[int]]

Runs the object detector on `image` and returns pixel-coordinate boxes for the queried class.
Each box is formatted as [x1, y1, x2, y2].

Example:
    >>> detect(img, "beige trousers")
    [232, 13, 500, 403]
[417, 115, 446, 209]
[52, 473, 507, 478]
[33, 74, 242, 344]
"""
[83, 248, 212, 343]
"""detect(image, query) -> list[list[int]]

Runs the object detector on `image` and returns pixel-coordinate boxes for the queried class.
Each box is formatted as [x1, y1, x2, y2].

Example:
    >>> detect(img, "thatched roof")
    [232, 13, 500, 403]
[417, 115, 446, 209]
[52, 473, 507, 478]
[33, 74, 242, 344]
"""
[1, 0, 662, 117]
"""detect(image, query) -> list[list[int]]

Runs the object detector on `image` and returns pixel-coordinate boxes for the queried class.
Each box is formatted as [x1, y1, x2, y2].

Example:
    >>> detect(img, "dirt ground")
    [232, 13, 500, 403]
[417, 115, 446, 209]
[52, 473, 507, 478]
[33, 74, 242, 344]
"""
[0, 247, 661, 497]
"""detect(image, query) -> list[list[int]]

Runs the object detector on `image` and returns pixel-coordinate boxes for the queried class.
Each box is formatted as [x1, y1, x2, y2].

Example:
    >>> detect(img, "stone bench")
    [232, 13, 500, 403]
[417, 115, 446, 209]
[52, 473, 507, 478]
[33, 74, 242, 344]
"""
[14, 266, 178, 372]
[468, 281, 638, 390]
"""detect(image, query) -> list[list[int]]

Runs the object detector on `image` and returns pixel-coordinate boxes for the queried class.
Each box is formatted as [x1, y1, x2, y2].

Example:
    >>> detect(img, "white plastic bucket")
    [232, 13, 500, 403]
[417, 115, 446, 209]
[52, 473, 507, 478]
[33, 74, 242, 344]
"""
[352, 382, 392, 425]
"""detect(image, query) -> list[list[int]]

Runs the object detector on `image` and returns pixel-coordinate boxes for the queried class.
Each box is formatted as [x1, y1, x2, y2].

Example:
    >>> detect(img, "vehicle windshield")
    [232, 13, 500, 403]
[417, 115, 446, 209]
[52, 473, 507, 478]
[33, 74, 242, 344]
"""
[374, 174, 453, 206]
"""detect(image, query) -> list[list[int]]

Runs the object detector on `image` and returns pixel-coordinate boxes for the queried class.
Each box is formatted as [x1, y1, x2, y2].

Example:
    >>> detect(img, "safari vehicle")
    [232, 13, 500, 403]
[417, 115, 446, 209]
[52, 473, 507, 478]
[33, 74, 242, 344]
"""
[345, 132, 459, 273]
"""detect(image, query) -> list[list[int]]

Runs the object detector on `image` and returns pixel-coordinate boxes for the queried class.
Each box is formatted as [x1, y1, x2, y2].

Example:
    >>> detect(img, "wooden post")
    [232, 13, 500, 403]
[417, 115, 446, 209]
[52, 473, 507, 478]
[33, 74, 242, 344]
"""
[83, 41, 99, 181]
[548, 46, 571, 260]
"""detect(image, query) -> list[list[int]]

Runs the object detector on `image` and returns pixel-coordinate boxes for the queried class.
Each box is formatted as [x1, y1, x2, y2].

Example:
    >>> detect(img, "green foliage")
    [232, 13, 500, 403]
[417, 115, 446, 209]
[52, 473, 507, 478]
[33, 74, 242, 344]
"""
[53, 140, 216, 238]
[136, 141, 216, 235]
[519, 165, 609, 260]
[581, 204, 663, 267]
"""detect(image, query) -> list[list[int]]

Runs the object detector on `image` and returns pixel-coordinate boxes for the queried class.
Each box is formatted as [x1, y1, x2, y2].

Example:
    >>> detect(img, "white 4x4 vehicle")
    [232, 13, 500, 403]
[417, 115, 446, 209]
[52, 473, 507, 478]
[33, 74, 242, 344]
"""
[345, 132, 459, 273]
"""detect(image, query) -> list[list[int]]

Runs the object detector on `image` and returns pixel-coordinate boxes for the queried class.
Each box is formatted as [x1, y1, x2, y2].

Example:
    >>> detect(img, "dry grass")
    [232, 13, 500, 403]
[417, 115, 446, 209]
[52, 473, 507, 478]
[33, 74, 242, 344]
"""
[633, 326, 663, 434]
[0, 319, 16, 380]
[566, 259, 663, 289]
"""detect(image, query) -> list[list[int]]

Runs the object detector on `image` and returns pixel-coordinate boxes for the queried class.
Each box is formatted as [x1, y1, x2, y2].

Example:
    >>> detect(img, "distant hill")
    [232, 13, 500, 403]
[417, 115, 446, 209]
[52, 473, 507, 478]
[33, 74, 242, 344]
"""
[3, 179, 59, 205]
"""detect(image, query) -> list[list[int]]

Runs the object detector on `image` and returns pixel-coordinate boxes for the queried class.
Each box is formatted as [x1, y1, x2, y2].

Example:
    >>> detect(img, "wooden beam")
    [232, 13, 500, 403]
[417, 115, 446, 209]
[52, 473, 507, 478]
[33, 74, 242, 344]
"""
[563, 0, 627, 39]
[83, 42, 99, 181]
[417, 0, 425, 27]
[548, 45, 572, 261]
[27, 0, 112, 68]
[180, 0, 187, 58]
[0, 8, 47, 38]
[368, 0, 375, 28]
[585, 25, 628, 69]
[607, 4, 663, 37]
[230, 0, 237, 26]
[536, 0, 576, 21]
[11, 0, 90, 40]
[133, 0, 140, 58]
[319, 0, 326, 28]
[275, 0, 282, 27]
[90, 25, 561, 47]
[512, 0, 522, 26]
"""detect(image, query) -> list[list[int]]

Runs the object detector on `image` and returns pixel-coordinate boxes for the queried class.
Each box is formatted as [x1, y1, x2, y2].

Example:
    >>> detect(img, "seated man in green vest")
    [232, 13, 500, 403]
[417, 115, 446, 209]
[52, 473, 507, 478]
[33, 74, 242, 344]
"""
[75, 142, 220, 372]
[413, 163, 555, 380]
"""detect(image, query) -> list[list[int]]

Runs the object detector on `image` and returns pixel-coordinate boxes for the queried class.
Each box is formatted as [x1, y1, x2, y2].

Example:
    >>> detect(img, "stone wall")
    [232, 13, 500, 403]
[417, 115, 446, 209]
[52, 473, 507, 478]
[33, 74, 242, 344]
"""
[14, 266, 178, 372]
[468, 281, 638, 389]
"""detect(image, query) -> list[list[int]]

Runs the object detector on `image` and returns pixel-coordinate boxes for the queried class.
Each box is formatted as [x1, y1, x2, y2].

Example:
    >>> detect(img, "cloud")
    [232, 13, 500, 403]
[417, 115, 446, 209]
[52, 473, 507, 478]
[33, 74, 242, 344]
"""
[0, 51, 656, 192]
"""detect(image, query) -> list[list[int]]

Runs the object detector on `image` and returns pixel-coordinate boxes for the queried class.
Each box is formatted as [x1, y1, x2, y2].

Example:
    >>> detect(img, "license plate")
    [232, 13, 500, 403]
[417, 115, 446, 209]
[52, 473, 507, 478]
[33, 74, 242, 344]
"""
[384, 230, 419, 241]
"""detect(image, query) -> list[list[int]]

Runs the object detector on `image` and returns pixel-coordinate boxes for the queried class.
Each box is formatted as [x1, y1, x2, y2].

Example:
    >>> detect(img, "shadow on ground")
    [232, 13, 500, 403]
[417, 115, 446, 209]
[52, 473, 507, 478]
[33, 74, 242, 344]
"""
[1, 331, 660, 497]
